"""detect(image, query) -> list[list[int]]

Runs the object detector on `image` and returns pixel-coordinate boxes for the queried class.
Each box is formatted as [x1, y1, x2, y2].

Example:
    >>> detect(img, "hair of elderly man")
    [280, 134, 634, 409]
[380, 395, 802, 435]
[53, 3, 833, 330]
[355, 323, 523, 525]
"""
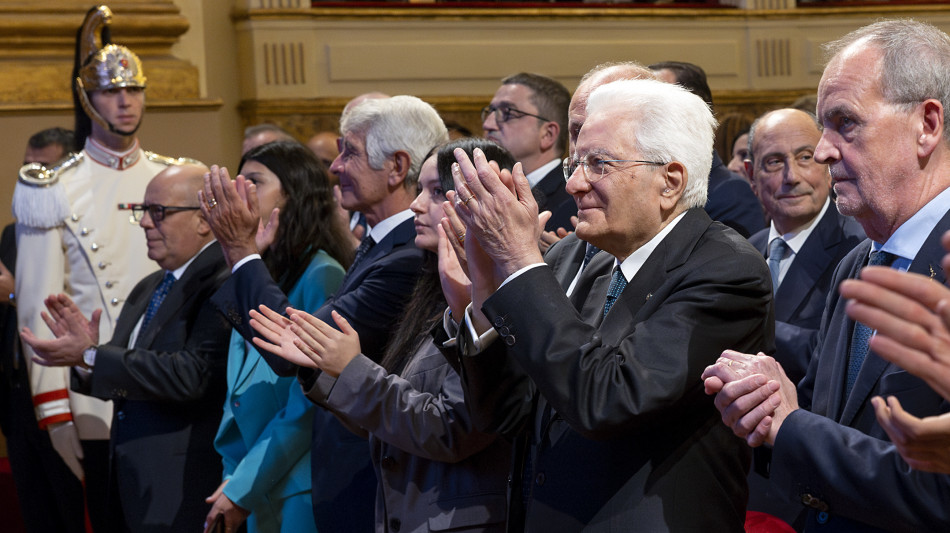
[747, 108, 822, 164]
[341, 95, 450, 190]
[823, 19, 950, 138]
[501, 72, 571, 153]
[586, 79, 716, 209]
[580, 61, 655, 85]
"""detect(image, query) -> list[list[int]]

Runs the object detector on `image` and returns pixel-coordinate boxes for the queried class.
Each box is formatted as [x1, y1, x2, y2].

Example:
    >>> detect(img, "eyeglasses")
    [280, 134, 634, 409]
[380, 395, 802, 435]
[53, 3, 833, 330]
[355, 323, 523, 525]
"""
[562, 154, 667, 182]
[481, 105, 550, 124]
[119, 203, 201, 222]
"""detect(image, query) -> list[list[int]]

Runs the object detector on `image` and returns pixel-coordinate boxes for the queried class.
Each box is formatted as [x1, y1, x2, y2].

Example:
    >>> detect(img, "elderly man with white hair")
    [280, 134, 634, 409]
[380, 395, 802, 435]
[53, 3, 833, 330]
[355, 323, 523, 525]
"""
[446, 78, 773, 531]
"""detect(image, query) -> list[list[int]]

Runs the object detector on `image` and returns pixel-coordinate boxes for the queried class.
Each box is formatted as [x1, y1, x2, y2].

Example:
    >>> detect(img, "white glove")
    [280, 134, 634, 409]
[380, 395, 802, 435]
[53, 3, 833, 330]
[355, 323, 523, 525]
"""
[48, 420, 84, 480]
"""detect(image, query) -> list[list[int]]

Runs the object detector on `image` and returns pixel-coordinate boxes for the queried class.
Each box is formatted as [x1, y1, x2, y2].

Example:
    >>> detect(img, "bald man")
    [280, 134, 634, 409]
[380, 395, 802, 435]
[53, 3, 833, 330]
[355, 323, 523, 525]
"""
[23, 163, 232, 532]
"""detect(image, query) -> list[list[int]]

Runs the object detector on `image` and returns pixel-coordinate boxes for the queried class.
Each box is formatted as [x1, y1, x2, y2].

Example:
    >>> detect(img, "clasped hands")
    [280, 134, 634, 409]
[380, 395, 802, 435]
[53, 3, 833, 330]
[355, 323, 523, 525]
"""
[700, 350, 798, 448]
[20, 293, 99, 368]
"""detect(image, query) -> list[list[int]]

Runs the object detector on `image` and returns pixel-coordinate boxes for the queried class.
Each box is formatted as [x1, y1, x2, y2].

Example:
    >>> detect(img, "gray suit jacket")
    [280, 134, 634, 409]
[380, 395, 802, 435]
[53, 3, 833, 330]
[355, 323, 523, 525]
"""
[305, 333, 509, 533]
[460, 208, 773, 532]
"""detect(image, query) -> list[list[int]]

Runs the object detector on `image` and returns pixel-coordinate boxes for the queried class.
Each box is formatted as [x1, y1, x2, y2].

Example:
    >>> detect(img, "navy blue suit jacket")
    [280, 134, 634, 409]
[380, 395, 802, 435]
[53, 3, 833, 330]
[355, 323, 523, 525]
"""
[750, 205, 865, 384]
[705, 151, 765, 238]
[769, 206, 950, 532]
[212, 216, 425, 533]
[74, 243, 231, 532]
[533, 163, 577, 233]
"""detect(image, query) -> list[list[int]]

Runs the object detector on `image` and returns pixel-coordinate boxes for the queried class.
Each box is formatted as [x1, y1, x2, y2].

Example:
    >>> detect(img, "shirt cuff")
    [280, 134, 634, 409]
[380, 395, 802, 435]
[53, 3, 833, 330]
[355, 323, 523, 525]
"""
[441, 307, 459, 348]
[462, 303, 499, 354]
[232, 254, 262, 274]
[499, 262, 546, 289]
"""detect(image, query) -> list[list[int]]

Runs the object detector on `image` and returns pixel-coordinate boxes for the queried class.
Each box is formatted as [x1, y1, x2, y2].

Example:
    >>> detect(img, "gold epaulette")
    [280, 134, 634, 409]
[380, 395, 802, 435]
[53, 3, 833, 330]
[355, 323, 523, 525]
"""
[144, 151, 204, 167]
[18, 151, 84, 188]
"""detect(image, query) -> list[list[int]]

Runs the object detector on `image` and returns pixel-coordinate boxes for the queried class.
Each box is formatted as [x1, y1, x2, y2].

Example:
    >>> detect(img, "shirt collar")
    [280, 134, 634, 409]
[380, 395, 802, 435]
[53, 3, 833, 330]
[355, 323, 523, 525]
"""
[524, 158, 562, 189]
[615, 210, 688, 282]
[367, 209, 414, 244]
[872, 186, 950, 268]
[85, 137, 141, 170]
[169, 240, 216, 280]
[768, 198, 830, 255]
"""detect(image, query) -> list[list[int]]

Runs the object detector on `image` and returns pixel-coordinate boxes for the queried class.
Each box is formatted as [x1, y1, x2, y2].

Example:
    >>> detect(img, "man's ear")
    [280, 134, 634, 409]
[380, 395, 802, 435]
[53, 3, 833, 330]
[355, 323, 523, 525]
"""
[539, 121, 560, 153]
[917, 98, 945, 159]
[659, 161, 687, 211]
[389, 151, 411, 187]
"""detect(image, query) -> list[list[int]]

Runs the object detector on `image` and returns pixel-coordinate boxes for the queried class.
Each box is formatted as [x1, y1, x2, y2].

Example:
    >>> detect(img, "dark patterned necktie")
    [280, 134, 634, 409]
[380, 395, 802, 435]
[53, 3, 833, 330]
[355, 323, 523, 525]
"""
[141, 271, 175, 332]
[582, 243, 600, 271]
[845, 250, 898, 397]
[603, 267, 627, 317]
[342, 235, 375, 285]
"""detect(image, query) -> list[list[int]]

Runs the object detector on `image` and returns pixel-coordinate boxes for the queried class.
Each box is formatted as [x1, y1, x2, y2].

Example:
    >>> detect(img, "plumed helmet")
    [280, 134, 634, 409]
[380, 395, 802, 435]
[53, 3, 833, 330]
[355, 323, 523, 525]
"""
[73, 5, 146, 140]
[76, 5, 147, 92]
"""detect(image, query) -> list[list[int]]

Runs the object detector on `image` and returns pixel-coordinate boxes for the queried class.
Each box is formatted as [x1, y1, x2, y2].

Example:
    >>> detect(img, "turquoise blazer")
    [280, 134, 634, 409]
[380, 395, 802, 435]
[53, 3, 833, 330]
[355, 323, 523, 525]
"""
[213, 250, 344, 532]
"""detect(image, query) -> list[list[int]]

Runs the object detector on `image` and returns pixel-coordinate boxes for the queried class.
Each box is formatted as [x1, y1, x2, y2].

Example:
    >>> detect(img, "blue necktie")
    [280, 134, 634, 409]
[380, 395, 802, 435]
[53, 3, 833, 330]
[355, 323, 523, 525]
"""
[603, 267, 627, 317]
[845, 250, 897, 397]
[767, 238, 789, 291]
[141, 271, 175, 332]
[582, 244, 600, 271]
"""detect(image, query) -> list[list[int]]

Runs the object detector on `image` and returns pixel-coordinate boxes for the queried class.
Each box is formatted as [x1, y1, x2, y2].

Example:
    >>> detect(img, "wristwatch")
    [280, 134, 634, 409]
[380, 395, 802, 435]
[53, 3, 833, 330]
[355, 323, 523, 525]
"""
[82, 346, 97, 369]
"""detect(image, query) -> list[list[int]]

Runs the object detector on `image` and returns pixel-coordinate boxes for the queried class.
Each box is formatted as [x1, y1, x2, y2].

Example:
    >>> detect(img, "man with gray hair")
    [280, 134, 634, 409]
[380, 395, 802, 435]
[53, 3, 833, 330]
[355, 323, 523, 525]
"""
[704, 19, 950, 531]
[450, 78, 772, 530]
[205, 94, 448, 532]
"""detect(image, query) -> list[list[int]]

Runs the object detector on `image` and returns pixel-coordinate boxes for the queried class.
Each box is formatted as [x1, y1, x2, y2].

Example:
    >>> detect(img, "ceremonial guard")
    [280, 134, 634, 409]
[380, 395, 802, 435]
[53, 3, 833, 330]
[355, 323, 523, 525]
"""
[12, 6, 192, 530]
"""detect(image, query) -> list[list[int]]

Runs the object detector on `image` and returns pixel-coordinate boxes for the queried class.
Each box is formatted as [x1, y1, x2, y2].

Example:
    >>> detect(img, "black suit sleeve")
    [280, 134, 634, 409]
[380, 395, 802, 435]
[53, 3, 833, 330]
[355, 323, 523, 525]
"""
[77, 294, 231, 403]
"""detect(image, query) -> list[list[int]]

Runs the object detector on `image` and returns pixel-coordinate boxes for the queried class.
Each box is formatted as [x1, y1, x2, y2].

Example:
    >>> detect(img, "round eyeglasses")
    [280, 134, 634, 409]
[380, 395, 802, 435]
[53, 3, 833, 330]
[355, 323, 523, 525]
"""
[562, 154, 667, 182]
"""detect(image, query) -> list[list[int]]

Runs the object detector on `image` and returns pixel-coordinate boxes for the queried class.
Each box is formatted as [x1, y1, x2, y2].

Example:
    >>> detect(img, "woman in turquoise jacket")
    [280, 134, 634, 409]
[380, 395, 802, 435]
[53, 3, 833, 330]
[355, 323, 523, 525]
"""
[204, 141, 353, 533]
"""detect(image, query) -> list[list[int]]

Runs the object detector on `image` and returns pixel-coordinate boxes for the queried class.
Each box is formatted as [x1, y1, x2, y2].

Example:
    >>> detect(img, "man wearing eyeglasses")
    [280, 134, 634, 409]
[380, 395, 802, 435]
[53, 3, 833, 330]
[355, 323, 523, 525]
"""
[21, 162, 231, 532]
[11, 8, 195, 531]
[451, 78, 772, 530]
[483, 72, 576, 234]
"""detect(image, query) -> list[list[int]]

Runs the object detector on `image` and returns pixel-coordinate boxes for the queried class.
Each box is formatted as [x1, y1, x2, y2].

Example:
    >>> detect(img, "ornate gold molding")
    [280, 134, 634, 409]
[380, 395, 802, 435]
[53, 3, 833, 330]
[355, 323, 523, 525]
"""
[0, 2, 201, 107]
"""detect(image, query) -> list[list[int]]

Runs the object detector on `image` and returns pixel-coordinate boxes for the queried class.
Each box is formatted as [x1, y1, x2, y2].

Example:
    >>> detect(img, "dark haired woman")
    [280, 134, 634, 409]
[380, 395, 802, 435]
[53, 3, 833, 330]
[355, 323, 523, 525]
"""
[204, 141, 352, 533]
[251, 138, 515, 532]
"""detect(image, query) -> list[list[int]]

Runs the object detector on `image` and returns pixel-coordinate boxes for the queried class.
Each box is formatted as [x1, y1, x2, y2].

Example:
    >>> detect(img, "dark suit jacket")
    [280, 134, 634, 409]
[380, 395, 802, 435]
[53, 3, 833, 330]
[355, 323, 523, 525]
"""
[0, 223, 16, 432]
[461, 208, 773, 532]
[705, 151, 765, 238]
[72, 243, 231, 533]
[769, 207, 950, 532]
[750, 205, 866, 384]
[212, 216, 425, 533]
[532, 163, 577, 233]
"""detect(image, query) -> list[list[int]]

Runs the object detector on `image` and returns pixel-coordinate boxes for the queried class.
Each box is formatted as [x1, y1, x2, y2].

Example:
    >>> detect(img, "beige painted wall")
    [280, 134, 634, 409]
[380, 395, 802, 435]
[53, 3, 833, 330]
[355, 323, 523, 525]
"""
[0, 0, 245, 228]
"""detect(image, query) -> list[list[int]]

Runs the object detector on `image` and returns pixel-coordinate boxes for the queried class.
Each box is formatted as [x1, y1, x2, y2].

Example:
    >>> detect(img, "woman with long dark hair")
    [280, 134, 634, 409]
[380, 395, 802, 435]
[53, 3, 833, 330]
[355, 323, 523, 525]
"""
[204, 140, 352, 533]
[251, 138, 515, 532]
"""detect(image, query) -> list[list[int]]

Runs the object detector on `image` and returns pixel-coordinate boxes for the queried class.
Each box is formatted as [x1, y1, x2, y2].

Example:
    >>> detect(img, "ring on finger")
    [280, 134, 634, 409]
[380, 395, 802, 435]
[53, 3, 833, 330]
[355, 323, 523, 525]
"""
[456, 230, 466, 243]
[207, 197, 218, 209]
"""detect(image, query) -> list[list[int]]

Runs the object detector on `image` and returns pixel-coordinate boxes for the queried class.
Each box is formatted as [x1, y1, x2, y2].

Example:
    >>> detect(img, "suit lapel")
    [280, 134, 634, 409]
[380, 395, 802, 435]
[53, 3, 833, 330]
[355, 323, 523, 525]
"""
[547, 235, 587, 292]
[774, 207, 839, 321]
[601, 209, 711, 331]
[841, 208, 950, 424]
[113, 271, 162, 347]
[135, 243, 222, 348]
[337, 217, 415, 294]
